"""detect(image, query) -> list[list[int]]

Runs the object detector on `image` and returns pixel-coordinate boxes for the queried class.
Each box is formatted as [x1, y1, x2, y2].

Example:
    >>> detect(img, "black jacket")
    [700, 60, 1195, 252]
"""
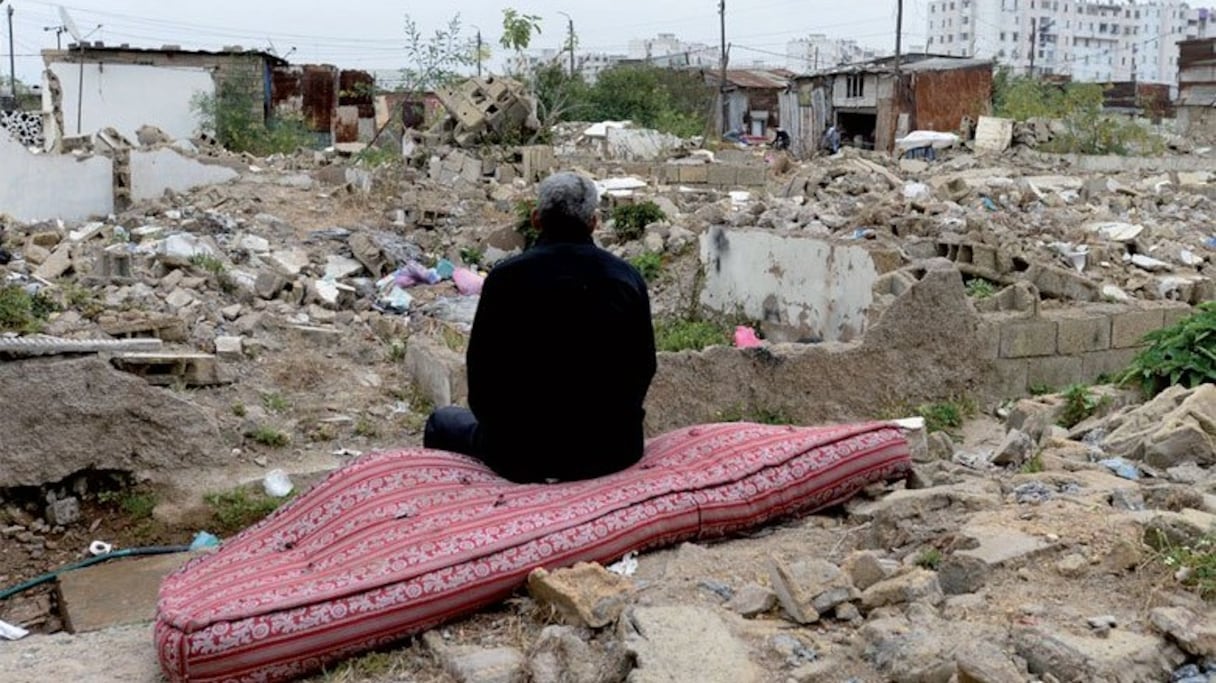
[466, 232, 657, 482]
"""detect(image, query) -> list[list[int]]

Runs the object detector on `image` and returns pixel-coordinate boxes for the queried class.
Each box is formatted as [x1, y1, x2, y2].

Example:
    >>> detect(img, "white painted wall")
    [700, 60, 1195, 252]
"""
[0, 133, 113, 222]
[44, 61, 214, 144]
[700, 227, 879, 343]
[130, 149, 239, 202]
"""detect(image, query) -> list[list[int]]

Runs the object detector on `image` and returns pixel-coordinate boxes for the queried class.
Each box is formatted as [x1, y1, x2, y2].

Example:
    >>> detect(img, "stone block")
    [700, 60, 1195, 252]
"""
[1026, 355, 1085, 390]
[678, 164, 709, 184]
[620, 607, 759, 683]
[404, 336, 467, 408]
[707, 164, 738, 187]
[1000, 319, 1057, 358]
[214, 336, 243, 360]
[971, 244, 999, 273]
[736, 166, 768, 187]
[1111, 308, 1166, 348]
[1081, 348, 1140, 381]
[527, 563, 633, 629]
[1163, 305, 1193, 329]
[977, 320, 1001, 360]
[57, 553, 197, 633]
[1052, 314, 1112, 354]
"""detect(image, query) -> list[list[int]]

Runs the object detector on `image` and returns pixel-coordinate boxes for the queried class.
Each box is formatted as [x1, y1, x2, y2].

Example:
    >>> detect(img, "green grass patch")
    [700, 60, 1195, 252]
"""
[459, 246, 484, 267]
[913, 398, 977, 436]
[1058, 384, 1110, 429]
[204, 488, 292, 536]
[611, 201, 667, 242]
[189, 253, 227, 275]
[1019, 452, 1045, 474]
[654, 319, 729, 353]
[1161, 534, 1216, 602]
[250, 426, 290, 448]
[964, 278, 997, 300]
[629, 252, 663, 282]
[97, 489, 158, 521]
[261, 392, 290, 413]
[915, 548, 943, 570]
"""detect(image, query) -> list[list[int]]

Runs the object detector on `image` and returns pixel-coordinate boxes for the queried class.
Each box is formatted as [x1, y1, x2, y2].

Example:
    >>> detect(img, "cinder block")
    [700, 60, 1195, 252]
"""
[678, 164, 709, 184]
[971, 244, 999, 273]
[977, 320, 1001, 361]
[659, 164, 680, 183]
[736, 166, 768, 187]
[1052, 314, 1112, 354]
[1027, 355, 1085, 390]
[1111, 308, 1166, 348]
[1163, 305, 1193, 329]
[706, 164, 738, 186]
[990, 358, 1030, 400]
[1000, 319, 1058, 358]
[1082, 347, 1141, 381]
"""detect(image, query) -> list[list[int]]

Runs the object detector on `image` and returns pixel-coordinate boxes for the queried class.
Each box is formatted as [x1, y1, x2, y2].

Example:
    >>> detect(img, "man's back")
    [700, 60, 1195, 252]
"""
[465, 235, 657, 482]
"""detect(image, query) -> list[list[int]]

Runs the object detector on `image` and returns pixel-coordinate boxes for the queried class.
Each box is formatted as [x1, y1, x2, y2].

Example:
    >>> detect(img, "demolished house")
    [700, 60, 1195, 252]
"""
[780, 55, 993, 155]
[713, 69, 794, 137]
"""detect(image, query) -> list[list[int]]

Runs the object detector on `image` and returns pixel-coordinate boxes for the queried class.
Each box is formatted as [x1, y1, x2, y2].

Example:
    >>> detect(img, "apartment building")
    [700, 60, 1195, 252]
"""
[786, 35, 886, 72]
[925, 0, 1216, 85]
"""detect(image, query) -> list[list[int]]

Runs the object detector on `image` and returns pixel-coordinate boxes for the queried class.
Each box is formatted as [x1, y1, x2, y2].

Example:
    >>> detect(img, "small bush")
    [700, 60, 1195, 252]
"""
[261, 392, 290, 413]
[915, 548, 943, 570]
[514, 199, 540, 249]
[629, 252, 663, 282]
[204, 488, 289, 535]
[1058, 384, 1109, 428]
[1162, 535, 1216, 601]
[192, 77, 315, 156]
[1019, 452, 1045, 474]
[460, 246, 484, 267]
[611, 201, 667, 242]
[189, 253, 226, 275]
[914, 399, 976, 436]
[250, 426, 290, 448]
[231, 402, 248, 417]
[965, 278, 997, 300]
[654, 319, 729, 352]
[1120, 302, 1216, 397]
[354, 417, 380, 438]
[0, 285, 58, 333]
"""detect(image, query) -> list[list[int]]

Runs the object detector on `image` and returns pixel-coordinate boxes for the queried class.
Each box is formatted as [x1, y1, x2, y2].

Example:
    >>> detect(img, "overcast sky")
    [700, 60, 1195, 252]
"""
[3, 0, 928, 83]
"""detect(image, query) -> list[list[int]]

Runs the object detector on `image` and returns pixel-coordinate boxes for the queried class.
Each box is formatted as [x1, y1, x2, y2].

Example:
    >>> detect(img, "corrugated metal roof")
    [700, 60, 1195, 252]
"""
[723, 69, 790, 89]
[43, 45, 288, 66]
[903, 57, 992, 72]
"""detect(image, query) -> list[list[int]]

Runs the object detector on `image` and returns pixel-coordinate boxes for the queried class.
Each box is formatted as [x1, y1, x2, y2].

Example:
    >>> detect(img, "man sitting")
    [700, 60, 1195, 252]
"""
[424, 172, 657, 483]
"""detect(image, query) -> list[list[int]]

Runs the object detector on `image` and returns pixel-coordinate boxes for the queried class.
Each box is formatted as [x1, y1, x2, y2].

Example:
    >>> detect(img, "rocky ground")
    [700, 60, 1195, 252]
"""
[0, 127, 1214, 682]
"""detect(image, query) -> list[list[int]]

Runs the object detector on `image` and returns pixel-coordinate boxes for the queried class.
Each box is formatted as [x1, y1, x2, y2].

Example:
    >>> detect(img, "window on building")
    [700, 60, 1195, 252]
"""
[846, 75, 865, 98]
[963, 16, 969, 24]
[1030, 0, 1034, 7]
[949, 1, 954, 8]
[999, 49, 1007, 57]
[928, 36, 934, 44]
[962, 31, 969, 39]
[1000, 31, 1006, 40]
[1013, 31, 1019, 40]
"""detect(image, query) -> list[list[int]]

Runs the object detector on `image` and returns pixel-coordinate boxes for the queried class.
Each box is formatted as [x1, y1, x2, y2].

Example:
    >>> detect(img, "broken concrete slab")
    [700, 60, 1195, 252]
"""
[0, 623, 160, 682]
[0, 336, 162, 358]
[56, 553, 197, 633]
[527, 563, 633, 629]
[620, 606, 758, 683]
[768, 557, 857, 624]
[974, 117, 1014, 154]
[1150, 607, 1216, 658]
[0, 357, 225, 486]
[405, 336, 468, 408]
[939, 526, 1052, 594]
[130, 149, 240, 202]
[1014, 625, 1184, 683]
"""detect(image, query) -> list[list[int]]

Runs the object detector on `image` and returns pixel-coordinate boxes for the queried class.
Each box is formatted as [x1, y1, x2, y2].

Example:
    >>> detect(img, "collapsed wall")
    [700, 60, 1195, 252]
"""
[0, 132, 114, 222]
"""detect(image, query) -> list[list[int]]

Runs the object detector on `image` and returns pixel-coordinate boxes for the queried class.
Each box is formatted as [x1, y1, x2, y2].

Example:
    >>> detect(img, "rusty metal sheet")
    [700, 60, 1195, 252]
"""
[301, 66, 337, 133]
[907, 65, 993, 138]
[333, 105, 359, 143]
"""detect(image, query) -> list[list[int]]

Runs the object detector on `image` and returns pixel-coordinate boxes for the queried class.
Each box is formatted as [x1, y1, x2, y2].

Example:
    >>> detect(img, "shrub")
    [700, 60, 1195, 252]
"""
[654, 319, 729, 352]
[0, 285, 58, 333]
[1120, 303, 1216, 397]
[1057, 384, 1109, 428]
[914, 399, 976, 436]
[612, 202, 667, 242]
[513, 199, 540, 249]
[965, 278, 997, 300]
[204, 488, 290, 535]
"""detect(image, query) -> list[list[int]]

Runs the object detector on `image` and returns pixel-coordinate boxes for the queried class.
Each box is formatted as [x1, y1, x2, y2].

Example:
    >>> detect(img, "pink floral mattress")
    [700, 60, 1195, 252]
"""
[155, 422, 911, 682]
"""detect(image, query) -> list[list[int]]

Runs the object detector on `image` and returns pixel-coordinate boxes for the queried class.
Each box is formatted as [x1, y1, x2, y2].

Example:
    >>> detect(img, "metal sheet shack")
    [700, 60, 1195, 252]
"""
[780, 55, 994, 155]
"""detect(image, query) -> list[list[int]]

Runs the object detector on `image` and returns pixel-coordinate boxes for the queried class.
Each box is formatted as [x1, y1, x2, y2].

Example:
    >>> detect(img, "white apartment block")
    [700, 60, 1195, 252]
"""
[627, 33, 718, 68]
[926, 0, 1216, 85]
[786, 35, 886, 72]
[506, 49, 626, 83]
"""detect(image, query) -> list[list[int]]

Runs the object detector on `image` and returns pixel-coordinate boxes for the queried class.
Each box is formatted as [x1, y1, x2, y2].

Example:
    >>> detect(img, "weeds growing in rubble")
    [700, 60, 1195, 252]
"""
[250, 426, 290, 448]
[1058, 384, 1110, 429]
[97, 488, 158, 521]
[654, 318, 729, 353]
[1158, 533, 1216, 602]
[189, 254, 227, 275]
[913, 398, 977, 437]
[0, 284, 57, 334]
[630, 252, 664, 282]
[1120, 302, 1216, 397]
[513, 199, 540, 249]
[964, 278, 997, 300]
[261, 392, 290, 414]
[460, 246, 484, 267]
[611, 202, 667, 242]
[915, 548, 943, 570]
[354, 418, 380, 439]
[387, 339, 408, 363]
[204, 488, 292, 536]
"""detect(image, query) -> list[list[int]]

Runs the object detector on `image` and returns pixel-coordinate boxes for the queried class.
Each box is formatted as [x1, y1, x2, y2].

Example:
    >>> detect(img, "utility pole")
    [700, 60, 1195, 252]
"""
[568, 16, 575, 79]
[45, 25, 66, 51]
[719, 0, 728, 133]
[894, 0, 903, 77]
[6, 3, 14, 100]
[1029, 18, 1036, 76]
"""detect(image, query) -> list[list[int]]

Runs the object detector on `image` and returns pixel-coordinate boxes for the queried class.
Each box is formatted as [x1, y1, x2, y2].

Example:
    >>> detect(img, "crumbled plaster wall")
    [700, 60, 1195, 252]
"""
[0, 132, 113, 223]
[130, 149, 240, 202]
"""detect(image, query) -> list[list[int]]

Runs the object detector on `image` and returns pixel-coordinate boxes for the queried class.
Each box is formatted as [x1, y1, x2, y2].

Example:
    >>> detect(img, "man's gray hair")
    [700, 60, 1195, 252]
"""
[537, 172, 599, 229]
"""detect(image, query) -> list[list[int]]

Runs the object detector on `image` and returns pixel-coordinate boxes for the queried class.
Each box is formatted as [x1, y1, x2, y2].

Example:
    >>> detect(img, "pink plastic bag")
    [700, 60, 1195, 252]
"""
[453, 268, 485, 296]
[734, 326, 763, 349]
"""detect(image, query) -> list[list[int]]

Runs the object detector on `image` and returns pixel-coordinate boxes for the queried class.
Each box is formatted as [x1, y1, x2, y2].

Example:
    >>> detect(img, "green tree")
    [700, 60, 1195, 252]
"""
[500, 9, 542, 53]
[401, 14, 478, 95]
[583, 65, 712, 137]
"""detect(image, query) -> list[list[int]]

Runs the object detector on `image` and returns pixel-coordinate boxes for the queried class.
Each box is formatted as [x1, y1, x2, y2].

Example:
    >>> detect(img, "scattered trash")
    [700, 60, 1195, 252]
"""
[453, 268, 485, 296]
[607, 551, 639, 577]
[1090, 222, 1145, 243]
[1099, 458, 1140, 481]
[734, 326, 763, 349]
[697, 579, 734, 600]
[88, 540, 113, 556]
[895, 130, 960, 151]
[0, 619, 29, 641]
[1204, 236, 1216, 250]
[981, 197, 998, 212]
[263, 469, 295, 498]
[190, 531, 220, 551]
[902, 182, 931, 202]
[332, 448, 364, 458]
[1013, 481, 1055, 504]
[848, 228, 877, 240]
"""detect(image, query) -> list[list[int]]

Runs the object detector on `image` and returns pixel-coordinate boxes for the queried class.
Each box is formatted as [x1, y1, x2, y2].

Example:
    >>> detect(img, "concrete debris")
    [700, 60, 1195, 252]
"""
[527, 563, 633, 629]
[620, 606, 759, 683]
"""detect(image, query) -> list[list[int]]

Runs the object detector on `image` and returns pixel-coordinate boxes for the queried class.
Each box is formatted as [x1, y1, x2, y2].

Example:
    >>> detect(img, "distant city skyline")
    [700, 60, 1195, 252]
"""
[1, 0, 920, 84]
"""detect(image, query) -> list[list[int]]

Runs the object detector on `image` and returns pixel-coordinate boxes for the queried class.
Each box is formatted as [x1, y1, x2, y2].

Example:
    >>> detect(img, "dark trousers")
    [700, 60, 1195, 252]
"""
[423, 406, 481, 458]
